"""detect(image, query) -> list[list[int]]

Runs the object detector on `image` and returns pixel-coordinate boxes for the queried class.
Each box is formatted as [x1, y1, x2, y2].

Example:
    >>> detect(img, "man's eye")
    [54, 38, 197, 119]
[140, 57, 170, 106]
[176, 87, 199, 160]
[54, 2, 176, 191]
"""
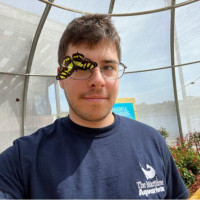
[102, 65, 114, 71]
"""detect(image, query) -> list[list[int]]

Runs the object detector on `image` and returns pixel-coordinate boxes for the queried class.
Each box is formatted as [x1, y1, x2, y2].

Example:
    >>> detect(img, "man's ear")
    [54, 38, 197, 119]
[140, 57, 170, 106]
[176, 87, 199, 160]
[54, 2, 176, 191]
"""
[57, 66, 64, 89]
[57, 66, 60, 74]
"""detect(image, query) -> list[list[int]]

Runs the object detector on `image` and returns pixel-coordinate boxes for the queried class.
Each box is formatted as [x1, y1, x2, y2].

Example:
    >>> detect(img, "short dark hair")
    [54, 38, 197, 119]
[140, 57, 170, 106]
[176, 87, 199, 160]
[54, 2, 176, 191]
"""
[58, 14, 121, 65]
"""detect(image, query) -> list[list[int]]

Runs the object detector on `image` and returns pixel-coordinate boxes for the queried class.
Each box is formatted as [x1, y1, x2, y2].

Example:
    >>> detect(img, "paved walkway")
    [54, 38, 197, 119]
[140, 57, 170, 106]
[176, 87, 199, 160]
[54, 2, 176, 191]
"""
[190, 188, 200, 199]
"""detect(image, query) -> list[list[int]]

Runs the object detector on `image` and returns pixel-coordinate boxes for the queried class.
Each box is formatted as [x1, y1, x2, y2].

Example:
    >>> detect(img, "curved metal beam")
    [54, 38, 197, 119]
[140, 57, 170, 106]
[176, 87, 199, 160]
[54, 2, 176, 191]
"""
[38, 0, 199, 16]
[169, 0, 184, 139]
[22, 0, 54, 136]
[108, 0, 115, 15]
[1, 59, 199, 76]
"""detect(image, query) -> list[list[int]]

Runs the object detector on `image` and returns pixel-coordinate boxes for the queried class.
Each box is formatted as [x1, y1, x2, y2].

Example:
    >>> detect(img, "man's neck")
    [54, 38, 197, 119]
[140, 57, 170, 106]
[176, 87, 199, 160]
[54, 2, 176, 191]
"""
[68, 112, 115, 128]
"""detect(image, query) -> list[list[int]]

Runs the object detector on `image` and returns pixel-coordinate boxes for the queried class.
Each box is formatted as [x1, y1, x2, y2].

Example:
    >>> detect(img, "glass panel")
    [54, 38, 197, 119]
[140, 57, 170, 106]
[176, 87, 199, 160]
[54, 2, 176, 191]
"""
[25, 77, 56, 135]
[53, 0, 111, 14]
[112, 10, 171, 72]
[113, 0, 171, 13]
[31, 7, 81, 75]
[0, 1, 45, 73]
[0, 0, 45, 15]
[0, 75, 24, 152]
[118, 68, 179, 142]
[176, 64, 200, 136]
[176, 0, 189, 3]
[175, 2, 200, 64]
[59, 85, 69, 117]
[48, 81, 69, 118]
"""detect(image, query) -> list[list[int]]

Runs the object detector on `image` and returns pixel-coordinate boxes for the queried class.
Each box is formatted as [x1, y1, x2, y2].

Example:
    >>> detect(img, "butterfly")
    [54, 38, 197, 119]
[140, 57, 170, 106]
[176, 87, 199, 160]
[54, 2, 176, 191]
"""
[56, 52, 97, 80]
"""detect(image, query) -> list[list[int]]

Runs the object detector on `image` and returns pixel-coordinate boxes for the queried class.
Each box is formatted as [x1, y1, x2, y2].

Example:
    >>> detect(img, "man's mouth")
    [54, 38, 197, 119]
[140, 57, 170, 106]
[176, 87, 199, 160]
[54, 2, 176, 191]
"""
[82, 95, 108, 102]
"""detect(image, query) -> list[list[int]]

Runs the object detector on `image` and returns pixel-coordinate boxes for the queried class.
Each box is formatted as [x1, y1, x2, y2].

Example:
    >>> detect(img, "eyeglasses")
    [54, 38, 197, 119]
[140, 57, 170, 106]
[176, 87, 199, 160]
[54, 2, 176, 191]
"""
[56, 52, 127, 81]
[70, 62, 127, 80]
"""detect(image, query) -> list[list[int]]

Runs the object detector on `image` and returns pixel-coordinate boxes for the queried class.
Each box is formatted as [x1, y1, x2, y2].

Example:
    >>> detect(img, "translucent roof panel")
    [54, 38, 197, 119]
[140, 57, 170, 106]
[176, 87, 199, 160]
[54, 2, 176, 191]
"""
[119, 69, 174, 104]
[174, 1, 200, 65]
[176, 0, 192, 3]
[0, 1, 45, 74]
[0, 0, 45, 15]
[24, 76, 56, 135]
[53, 0, 111, 14]
[31, 7, 81, 75]
[0, 74, 24, 152]
[118, 69, 180, 141]
[47, 4, 82, 23]
[176, 63, 200, 135]
[113, 10, 171, 71]
[113, 0, 171, 13]
[176, 64, 200, 100]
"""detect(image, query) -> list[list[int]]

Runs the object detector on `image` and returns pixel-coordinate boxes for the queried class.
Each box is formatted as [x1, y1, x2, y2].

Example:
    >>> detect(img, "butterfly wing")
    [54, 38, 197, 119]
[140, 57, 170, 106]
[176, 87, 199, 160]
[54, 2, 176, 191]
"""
[56, 52, 98, 80]
[83, 58, 97, 70]
[72, 52, 86, 69]
[73, 52, 97, 70]
[56, 56, 74, 80]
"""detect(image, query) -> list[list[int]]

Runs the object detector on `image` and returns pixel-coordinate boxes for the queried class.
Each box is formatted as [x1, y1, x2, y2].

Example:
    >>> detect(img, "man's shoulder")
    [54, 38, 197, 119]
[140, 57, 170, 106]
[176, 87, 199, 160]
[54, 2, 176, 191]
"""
[20, 117, 61, 138]
[11, 117, 66, 152]
[117, 114, 159, 133]
[116, 114, 164, 141]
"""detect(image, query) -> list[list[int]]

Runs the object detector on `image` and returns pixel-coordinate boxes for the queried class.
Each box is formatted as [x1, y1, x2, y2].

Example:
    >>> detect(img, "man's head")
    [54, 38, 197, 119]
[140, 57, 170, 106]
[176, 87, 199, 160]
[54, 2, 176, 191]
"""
[58, 14, 121, 65]
[58, 14, 123, 128]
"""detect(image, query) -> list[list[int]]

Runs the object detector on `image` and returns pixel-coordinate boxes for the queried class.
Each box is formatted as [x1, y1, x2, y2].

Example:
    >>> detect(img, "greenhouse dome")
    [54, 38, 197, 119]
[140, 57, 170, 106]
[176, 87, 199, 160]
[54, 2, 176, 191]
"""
[0, 0, 200, 153]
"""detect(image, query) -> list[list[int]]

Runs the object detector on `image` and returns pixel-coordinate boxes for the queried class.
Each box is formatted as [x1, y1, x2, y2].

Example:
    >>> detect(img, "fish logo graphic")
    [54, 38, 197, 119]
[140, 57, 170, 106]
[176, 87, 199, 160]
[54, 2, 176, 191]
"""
[140, 163, 156, 180]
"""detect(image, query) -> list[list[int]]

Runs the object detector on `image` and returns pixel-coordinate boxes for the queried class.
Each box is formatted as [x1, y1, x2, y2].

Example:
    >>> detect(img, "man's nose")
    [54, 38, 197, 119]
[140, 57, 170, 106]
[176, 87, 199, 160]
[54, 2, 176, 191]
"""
[87, 67, 106, 87]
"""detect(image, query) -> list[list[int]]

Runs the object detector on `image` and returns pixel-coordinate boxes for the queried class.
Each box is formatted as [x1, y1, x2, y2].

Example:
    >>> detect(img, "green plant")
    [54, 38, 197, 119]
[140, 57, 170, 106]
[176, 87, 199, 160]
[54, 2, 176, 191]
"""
[159, 127, 169, 139]
[179, 167, 195, 188]
[169, 132, 200, 188]
[188, 131, 200, 155]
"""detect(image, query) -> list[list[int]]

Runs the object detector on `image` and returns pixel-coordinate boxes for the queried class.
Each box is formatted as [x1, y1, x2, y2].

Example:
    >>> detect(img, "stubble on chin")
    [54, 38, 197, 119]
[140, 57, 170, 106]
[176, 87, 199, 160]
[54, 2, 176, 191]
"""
[67, 95, 115, 124]
[68, 98, 113, 123]
[65, 84, 118, 125]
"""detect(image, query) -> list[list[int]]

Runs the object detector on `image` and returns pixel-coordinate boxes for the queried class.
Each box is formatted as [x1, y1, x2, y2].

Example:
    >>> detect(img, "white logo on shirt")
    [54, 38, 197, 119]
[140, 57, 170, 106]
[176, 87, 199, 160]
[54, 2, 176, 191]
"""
[136, 163, 165, 197]
[140, 163, 155, 180]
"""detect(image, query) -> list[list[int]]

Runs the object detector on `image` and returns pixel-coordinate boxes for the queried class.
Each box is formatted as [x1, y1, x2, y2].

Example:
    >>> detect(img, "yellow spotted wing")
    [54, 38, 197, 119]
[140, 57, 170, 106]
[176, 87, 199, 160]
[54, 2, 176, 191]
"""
[56, 56, 74, 80]
[72, 52, 97, 70]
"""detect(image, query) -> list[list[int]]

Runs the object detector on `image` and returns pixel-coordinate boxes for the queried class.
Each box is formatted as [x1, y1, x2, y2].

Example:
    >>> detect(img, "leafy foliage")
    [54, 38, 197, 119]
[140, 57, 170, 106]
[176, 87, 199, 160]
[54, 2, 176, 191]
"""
[168, 132, 200, 188]
[159, 127, 169, 139]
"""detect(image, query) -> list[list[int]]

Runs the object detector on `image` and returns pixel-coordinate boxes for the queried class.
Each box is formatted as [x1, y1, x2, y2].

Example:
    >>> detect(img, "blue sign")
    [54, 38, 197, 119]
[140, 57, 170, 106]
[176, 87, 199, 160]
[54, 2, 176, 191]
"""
[112, 103, 136, 120]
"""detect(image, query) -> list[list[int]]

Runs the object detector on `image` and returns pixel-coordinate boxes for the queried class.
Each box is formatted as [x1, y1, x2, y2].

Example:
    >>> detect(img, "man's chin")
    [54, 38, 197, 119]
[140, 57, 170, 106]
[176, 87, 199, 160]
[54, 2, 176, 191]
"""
[70, 108, 114, 127]
[79, 112, 112, 122]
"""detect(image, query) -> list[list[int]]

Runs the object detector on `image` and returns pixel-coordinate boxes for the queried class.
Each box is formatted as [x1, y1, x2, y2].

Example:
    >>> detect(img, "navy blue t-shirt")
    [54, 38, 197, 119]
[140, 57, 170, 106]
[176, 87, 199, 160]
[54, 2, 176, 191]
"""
[0, 114, 188, 199]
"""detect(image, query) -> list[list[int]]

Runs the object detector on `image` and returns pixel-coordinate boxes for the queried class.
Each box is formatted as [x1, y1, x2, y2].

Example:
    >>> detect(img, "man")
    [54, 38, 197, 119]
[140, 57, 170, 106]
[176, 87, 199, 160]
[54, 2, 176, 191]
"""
[0, 14, 188, 199]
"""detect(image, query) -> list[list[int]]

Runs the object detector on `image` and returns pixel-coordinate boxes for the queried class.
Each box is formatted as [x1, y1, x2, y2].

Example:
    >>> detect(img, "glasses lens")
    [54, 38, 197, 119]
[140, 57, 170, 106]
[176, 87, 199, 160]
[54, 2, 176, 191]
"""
[70, 69, 92, 80]
[101, 64, 117, 79]
[118, 63, 126, 78]
[101, 63, 125, 79]
[70, 63, 126, 80]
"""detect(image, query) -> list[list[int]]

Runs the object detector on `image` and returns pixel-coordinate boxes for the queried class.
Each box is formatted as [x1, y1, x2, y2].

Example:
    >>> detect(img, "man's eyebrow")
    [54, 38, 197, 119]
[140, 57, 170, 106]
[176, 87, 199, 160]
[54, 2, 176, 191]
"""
[101, 59, 119, 64]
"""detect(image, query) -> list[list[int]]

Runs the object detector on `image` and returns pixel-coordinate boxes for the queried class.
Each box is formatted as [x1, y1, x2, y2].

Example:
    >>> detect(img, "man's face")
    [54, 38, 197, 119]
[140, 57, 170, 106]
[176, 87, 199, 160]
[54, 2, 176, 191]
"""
[59, 40, 119, 127]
